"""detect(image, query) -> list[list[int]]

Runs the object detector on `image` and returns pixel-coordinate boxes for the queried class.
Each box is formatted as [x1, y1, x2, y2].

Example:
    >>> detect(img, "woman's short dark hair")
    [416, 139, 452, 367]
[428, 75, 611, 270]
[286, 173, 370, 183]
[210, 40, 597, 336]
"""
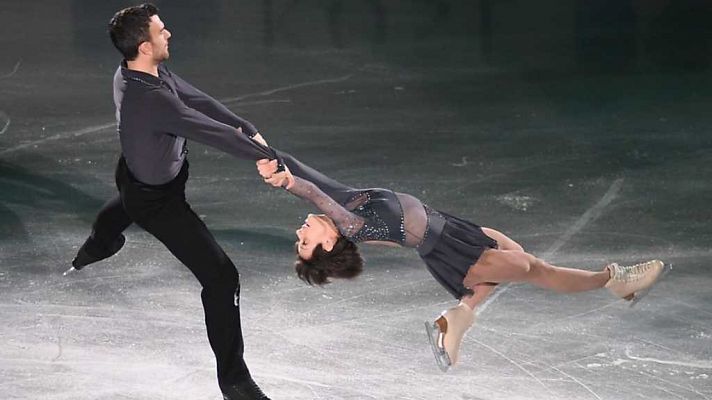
[294, 236, 364, 286]
[108, 3, 159, 61]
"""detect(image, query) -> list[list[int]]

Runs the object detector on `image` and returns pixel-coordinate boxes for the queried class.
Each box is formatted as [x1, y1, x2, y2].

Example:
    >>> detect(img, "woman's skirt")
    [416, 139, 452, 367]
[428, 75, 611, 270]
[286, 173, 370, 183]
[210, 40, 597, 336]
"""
[417, 209, 498, 299]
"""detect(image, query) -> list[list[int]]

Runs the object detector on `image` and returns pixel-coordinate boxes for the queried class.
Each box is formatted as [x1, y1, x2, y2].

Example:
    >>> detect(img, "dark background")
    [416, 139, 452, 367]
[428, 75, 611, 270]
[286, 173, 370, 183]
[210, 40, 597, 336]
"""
[1, 1, 710, 399]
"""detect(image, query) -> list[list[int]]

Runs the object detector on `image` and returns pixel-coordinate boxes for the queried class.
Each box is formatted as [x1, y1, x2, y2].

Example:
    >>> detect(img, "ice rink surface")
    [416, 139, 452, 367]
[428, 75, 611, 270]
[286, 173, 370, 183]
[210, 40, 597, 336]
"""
[1, 1, 711, 399]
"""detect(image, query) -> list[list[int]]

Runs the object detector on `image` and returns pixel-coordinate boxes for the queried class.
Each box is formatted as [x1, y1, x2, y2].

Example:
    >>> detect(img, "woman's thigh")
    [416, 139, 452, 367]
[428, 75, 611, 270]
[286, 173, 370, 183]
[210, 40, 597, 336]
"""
[481, 227, 524, 252]
[464, 249, 533, 287]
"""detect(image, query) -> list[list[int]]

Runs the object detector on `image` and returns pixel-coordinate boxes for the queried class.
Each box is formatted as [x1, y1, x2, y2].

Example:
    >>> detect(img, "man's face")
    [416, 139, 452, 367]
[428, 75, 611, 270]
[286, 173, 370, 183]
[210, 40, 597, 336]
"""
[145, 15, 171, 62]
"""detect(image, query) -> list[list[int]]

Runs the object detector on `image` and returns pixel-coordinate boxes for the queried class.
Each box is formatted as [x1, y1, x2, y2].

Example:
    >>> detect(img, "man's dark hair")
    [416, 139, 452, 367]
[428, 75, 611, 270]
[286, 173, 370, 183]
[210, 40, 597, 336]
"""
[294, 236, 364, 286]
[108, 3, 159, 61]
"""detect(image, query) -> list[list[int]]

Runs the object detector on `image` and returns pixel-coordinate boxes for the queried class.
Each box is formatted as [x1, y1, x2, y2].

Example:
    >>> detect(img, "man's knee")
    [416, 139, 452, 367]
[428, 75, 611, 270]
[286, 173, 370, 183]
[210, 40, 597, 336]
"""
[197, 252, 240, 292]
[214, 263, 240, 291]
[202, 270, 240, 309]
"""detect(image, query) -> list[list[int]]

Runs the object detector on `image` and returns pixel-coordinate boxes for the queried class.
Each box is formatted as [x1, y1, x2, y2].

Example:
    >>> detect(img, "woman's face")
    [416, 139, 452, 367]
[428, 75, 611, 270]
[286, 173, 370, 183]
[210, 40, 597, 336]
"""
[295, 214, 339, 259]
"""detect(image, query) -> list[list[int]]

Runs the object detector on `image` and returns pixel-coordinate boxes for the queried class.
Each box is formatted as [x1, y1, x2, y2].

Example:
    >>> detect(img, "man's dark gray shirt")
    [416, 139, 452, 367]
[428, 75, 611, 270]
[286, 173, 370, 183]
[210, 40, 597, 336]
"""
[113, 62, 273, 185]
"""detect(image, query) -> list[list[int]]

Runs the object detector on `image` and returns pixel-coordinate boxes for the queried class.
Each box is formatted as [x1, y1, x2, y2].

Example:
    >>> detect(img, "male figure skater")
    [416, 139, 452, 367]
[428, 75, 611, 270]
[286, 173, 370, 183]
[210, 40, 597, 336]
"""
[69, 4, 289, 399]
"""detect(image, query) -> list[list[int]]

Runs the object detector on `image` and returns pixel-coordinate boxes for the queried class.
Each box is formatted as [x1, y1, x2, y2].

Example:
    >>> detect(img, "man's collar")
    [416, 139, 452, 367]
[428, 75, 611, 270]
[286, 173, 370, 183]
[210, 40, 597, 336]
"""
[120, 60, 164, 86]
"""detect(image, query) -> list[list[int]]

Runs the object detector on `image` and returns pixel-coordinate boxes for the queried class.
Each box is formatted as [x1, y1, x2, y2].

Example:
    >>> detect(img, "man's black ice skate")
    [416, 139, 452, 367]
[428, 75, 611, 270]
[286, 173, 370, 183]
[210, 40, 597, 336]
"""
[221, 376, 271, 400]
[64, 234, 126, 276]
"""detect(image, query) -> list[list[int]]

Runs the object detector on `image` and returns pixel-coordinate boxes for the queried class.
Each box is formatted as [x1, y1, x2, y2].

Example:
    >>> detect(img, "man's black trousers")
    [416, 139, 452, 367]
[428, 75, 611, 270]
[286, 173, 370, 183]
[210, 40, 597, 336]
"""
[88, 157, 251, 387]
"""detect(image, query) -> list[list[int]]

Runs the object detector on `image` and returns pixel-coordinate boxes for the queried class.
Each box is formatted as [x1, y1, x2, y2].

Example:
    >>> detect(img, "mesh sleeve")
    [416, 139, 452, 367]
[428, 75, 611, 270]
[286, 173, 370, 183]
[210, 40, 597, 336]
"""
[287, 176, 365, 237]
[276, 150, 360, 206]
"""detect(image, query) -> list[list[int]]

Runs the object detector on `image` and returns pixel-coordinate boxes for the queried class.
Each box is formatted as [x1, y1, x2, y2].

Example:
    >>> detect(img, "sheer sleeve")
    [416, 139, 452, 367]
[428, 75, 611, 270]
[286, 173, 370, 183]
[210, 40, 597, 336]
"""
[287, 176, 365, 237]
[276, 150, 360, 206]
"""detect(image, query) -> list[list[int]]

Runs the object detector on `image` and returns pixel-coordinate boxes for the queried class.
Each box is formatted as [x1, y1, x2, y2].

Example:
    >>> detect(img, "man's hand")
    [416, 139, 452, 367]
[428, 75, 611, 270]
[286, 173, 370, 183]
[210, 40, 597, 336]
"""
[252, 132, 268, 147]
[236, 127, 268, 147]
[257, 159, 294, 189]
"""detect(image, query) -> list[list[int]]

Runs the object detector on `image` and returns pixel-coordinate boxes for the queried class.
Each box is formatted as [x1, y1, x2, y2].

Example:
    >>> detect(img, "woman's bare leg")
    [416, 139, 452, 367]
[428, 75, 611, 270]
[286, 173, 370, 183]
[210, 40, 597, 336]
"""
[464, 249, 610, 293]
[426, 228, 515, 370]
[430, 228, 662, 371]
[460, 283, 497, 309]
[435, 249, 608, 368]
[481, 227, 524, 252]
[458, 227, 520, 309]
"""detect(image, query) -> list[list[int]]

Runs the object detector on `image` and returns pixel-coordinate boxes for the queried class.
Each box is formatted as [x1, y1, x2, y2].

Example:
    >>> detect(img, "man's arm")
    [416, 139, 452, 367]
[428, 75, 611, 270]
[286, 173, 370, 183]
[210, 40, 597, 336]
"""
[168, 69, 259, 137]
[149, 88, 278, 162]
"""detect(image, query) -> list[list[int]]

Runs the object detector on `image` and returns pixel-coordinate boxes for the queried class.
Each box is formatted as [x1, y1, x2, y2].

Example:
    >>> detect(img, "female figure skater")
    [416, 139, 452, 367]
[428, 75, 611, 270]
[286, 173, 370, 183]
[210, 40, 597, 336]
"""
[256, 155, 666, 372]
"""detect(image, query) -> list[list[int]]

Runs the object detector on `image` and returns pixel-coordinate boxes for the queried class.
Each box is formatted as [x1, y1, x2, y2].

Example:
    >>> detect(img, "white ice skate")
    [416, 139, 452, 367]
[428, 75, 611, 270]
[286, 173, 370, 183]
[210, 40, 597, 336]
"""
[605, 259, 669, 306]
[425, 303, 474, 372]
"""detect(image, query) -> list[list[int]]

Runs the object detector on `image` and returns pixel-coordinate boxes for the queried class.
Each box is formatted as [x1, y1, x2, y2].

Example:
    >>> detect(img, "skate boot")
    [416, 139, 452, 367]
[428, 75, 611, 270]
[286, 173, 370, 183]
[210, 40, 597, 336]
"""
[605, 259, 667, 305]
[221, 375, 271, 400]
[64, 234, 126, 276]
[424, 303, 474, 372]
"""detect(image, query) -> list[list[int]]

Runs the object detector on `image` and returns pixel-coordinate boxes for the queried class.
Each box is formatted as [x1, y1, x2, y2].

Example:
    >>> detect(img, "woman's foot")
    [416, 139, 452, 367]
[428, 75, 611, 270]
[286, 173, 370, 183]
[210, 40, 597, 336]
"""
[605, 259, 665, 302]
[425, 303, 474, 372]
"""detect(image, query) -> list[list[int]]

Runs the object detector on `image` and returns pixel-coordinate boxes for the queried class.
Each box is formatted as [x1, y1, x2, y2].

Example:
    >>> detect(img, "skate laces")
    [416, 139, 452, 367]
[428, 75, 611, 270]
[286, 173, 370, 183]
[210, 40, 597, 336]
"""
[610, 260, 658, 283]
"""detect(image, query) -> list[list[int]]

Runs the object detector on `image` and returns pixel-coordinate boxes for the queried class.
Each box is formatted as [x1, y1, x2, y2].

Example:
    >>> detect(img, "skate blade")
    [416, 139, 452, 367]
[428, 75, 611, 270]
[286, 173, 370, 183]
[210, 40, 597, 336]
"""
[629, 262, 672, 308]
[424, 321, 452, 372]
[63, 266, 78, 277]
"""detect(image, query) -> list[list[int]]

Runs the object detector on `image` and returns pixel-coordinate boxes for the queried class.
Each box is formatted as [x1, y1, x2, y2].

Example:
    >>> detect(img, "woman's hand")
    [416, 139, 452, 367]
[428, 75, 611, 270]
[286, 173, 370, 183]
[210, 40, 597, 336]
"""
[257, 159, 294, 189]
[256, 159, 278, 178]
[266, 170, 294, 189]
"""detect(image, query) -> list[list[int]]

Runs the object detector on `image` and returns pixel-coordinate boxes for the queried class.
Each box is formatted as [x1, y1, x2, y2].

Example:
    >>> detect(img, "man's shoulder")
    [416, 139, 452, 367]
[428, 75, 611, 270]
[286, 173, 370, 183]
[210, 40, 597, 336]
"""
[119, 82, 172, 114]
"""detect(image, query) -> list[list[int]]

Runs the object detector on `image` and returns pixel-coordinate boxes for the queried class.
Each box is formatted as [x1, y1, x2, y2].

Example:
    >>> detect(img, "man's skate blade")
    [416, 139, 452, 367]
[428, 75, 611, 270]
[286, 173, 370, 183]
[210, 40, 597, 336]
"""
[63, 266, 79, 277]
[424, 321, 451, 372]
[629, 263, 671, 308]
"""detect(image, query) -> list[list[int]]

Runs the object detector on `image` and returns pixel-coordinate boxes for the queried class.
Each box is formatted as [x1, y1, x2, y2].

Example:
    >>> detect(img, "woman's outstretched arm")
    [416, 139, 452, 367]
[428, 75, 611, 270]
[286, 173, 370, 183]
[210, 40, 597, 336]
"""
[275, 150, 359, 206]
[259, 160, 364, 237]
